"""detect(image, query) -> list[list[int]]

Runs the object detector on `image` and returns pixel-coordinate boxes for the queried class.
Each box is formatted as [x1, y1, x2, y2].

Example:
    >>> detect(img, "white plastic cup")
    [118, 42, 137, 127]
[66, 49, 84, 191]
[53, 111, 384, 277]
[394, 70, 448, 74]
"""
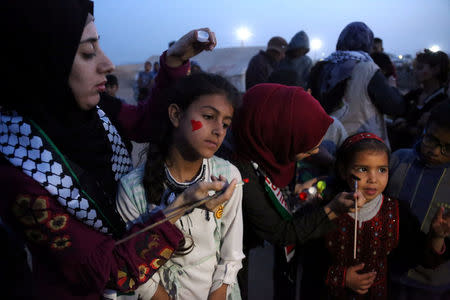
[197, 30, 209, 43]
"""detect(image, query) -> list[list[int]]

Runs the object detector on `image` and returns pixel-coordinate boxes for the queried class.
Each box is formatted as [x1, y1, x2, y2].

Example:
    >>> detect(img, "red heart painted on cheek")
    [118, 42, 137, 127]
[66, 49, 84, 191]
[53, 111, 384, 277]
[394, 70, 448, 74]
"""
[190, 120, 203, 131]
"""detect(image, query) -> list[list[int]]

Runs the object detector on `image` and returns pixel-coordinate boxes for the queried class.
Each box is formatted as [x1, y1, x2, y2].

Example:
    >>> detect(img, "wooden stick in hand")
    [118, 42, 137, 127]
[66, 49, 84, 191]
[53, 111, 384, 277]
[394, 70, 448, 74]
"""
[351, 174, 360, 260]
[115, 181, 245, 246]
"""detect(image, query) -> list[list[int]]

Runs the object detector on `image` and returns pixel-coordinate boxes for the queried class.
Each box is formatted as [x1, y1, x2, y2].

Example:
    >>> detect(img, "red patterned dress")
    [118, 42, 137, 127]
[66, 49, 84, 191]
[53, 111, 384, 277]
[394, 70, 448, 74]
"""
[325, 196, 400, 299]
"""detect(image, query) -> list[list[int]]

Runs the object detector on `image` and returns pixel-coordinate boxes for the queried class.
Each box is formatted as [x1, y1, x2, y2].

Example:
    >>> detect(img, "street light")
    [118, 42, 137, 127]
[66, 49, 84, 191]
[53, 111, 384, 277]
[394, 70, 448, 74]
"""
[429, 45, 440, 52]
[236, 27, 252, 47]
[310, 38, 322, 61]
[311, 39, 322, 50]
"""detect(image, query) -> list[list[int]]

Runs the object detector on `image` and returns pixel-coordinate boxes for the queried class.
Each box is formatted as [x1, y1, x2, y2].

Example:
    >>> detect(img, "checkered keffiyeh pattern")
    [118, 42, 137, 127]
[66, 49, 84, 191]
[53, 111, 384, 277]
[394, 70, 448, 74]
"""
[324, 50, 372, 64]
[97, 108, 133, 181]
[0, 108, 133, 233]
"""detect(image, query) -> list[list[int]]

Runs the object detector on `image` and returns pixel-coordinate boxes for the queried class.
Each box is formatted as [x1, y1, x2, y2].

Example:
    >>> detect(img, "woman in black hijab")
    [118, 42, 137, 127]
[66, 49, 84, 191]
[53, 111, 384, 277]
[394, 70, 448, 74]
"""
[0, 1, 232, 299]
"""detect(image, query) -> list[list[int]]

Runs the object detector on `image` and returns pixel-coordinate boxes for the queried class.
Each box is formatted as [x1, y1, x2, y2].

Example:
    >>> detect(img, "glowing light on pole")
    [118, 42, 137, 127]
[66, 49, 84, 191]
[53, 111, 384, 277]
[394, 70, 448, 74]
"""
[236, 27, 252, 47]
[310, 38, 322, 61]
[429, 45, 440, 52]
[311, 39, 322, 50]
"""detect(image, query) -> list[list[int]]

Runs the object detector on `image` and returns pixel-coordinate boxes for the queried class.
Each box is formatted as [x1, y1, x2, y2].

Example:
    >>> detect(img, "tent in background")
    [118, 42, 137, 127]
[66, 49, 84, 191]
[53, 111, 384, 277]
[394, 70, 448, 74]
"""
[189, 46, 263, 92]
[114, 46, 264, 103]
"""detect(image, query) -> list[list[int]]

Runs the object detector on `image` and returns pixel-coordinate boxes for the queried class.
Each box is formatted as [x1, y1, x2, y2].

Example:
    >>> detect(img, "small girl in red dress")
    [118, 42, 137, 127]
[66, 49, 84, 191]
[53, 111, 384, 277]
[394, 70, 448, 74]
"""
[322, 132, 450, 299]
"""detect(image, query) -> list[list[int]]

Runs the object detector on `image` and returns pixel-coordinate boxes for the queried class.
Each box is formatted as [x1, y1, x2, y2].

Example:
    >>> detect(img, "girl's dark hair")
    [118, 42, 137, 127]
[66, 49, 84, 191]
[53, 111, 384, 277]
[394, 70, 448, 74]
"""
[415, 49, 450, 85]
[334, 134, 390, 191]
[143, 72, 240, 206]
[142, 72, 239, 255]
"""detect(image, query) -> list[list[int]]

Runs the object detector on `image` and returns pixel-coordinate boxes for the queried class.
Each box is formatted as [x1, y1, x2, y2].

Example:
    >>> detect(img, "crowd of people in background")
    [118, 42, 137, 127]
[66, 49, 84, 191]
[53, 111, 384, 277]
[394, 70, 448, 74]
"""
[2, 1, 450, 299]
[242, 21, 450, 300]
[135, 61, 161, 102]
[99, 21, 450, 299]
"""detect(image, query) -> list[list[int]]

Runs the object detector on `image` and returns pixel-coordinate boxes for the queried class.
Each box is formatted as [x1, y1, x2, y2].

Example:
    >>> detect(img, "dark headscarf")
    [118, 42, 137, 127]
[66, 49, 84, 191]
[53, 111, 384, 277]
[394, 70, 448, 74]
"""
[2, 0, 125, 232]
[233, 84, 333, 187]
[336, 21, 374, 53]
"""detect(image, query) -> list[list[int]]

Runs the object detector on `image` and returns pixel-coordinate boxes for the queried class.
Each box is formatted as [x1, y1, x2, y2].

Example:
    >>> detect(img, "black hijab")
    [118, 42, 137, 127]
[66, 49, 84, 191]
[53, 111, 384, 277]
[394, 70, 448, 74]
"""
[2, 0, 125, 234]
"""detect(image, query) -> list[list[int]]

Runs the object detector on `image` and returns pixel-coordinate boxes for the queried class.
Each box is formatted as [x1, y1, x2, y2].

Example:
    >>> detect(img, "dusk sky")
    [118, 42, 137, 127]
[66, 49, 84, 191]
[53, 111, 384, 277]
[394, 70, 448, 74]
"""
[94, 0, 450, 65]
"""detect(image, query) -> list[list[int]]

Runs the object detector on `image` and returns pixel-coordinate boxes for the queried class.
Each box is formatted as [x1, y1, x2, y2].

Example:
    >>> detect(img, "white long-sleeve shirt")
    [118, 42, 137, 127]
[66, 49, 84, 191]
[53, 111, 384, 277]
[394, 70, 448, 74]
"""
[116, 156, 244, 300]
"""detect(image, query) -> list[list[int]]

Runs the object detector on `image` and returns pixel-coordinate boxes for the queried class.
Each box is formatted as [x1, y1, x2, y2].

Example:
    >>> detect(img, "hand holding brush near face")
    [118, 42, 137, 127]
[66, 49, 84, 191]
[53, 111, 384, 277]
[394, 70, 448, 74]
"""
[324, 190, 367, 220]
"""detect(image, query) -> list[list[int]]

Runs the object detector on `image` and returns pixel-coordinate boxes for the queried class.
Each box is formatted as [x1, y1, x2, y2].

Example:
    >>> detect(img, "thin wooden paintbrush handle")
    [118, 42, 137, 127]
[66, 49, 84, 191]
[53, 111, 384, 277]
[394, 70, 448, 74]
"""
[114, 181, 244, 246]
[114, 191, 223, 245]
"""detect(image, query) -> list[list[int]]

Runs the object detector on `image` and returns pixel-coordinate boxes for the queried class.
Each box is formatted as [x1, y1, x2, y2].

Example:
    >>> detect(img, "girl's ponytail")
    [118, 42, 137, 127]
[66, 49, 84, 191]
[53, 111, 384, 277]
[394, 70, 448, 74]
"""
[143, 141, 170, 206]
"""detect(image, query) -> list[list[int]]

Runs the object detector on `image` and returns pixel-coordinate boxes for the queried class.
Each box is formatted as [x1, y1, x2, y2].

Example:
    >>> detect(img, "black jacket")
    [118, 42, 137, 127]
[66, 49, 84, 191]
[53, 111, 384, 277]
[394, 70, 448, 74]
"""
[233, 159, 335, 251]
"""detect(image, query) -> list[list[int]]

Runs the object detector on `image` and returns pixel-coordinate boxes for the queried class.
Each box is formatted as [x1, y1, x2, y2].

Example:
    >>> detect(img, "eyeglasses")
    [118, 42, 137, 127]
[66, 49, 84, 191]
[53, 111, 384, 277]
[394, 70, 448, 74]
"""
[422, 134, 450, 157]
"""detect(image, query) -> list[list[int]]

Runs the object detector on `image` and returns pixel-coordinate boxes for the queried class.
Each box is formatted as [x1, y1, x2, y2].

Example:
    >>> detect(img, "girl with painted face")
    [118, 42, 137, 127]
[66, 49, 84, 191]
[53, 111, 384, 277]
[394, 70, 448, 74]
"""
[116, 73, 244, 300]
[1, 0, 228, 299]
[310, 132, 450, 299]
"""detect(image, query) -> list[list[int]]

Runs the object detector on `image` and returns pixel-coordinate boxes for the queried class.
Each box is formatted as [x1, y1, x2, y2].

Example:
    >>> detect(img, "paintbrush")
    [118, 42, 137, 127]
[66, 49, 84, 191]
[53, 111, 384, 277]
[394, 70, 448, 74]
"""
[351, 174, 361, 259]
[115, 180, 246, 245]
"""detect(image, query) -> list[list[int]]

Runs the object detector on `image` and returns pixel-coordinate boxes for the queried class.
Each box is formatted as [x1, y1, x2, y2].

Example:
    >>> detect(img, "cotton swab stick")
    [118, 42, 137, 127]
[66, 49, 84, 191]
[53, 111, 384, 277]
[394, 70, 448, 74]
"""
[115, 180, 246, 245]
[351, 174, 361, 260]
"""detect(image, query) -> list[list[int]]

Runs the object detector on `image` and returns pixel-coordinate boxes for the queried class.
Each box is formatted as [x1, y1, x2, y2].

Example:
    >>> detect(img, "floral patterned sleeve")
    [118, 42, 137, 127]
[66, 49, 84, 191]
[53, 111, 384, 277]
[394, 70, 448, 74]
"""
[1, 165, 184, 294]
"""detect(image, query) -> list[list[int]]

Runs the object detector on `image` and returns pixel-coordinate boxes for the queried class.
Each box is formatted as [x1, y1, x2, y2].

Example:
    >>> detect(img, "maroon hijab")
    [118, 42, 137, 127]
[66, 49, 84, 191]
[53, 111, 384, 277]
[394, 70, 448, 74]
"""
[234, 84, 333, 187]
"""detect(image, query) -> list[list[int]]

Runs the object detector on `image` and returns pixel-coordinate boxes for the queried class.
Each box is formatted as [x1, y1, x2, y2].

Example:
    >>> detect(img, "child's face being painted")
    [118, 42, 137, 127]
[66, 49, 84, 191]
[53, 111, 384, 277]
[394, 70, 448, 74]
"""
[343, 150, 389, 202]
[170, 94, 233, 159]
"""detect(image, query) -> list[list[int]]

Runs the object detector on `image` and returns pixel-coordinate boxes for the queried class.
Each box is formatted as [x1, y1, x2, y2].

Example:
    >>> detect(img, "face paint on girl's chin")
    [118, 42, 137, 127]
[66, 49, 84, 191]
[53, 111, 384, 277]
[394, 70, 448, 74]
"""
[190, 120, 203, 131]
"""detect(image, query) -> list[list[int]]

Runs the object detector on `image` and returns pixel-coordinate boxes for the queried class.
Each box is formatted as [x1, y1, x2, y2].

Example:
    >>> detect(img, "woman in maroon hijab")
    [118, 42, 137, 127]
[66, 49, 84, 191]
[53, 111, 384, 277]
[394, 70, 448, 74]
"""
[232, 84, 366, 299]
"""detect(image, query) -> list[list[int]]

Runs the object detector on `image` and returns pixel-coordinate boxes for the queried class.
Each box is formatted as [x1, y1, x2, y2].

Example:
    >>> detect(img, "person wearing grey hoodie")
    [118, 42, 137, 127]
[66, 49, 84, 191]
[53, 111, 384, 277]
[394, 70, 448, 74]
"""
[278, 31, 313, 88]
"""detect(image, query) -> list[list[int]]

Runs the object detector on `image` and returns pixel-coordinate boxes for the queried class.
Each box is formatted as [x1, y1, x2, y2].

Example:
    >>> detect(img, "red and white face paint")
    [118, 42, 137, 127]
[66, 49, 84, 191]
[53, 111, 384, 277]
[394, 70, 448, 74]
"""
[174, 94, 234, 159]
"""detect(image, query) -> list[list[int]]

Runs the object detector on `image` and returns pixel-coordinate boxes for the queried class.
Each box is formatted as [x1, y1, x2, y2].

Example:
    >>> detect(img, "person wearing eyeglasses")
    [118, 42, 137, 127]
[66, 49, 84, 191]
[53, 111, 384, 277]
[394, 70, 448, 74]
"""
[386, 99, 450, 299]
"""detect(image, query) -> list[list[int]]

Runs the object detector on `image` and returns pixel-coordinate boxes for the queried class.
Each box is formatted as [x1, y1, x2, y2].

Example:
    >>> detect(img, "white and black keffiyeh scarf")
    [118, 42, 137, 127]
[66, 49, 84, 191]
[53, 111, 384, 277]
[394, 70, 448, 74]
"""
[97, 108, 133, 181]
[324, 50, 372, 64]
[316, 50, 374, 110]
[0, 107, 133, 234]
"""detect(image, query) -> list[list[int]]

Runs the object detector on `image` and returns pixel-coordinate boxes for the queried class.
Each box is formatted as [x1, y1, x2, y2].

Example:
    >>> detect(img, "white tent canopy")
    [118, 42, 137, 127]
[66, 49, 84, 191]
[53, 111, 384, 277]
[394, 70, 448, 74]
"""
[189, 46, 263, 92]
